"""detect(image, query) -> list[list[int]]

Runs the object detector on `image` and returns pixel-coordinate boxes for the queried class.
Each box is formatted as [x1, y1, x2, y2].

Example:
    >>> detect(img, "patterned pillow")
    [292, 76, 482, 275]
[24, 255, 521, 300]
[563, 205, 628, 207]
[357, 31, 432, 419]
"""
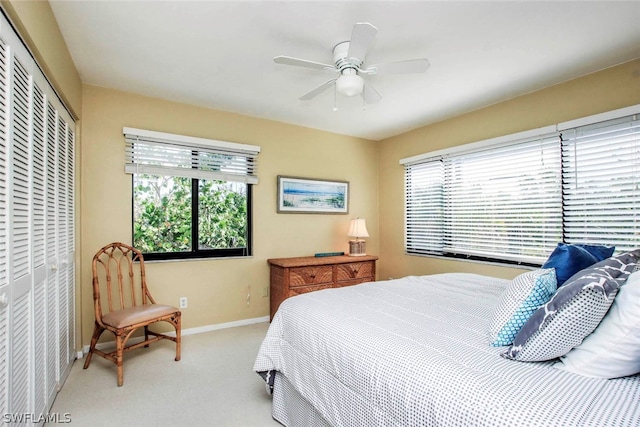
[556, 270, 640, 378]
[542, 243, 615, 286]
[488, 269, 556, 346]
[503, 250, 640, 362]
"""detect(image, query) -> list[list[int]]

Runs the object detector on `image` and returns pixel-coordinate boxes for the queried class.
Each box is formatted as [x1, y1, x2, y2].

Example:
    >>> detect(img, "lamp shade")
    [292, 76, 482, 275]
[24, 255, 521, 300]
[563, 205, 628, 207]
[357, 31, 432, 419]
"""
[336, 74, 364, 97]
[348, 218, 369, 239]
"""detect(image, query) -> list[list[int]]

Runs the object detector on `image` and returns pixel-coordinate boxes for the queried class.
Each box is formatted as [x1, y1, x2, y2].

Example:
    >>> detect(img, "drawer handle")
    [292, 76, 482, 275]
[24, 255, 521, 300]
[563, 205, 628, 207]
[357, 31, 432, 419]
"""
[309, 274, 316, 279]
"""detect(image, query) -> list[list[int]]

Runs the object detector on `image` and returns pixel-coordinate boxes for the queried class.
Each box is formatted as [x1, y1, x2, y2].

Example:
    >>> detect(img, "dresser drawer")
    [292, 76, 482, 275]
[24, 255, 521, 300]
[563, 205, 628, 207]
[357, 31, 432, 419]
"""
[289, 265, 333, 287]
[289, 283, 332, 296]
[336, 261, 374, 283]
[338, 278, 371, 287]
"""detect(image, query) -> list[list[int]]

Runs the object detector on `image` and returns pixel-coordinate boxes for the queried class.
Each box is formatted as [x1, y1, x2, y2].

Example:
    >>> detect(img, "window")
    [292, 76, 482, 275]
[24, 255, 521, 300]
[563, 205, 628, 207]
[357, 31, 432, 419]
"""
[124, 128, 260, 260]
[561, 113, 640, 252]
[402, 106, 640, 266]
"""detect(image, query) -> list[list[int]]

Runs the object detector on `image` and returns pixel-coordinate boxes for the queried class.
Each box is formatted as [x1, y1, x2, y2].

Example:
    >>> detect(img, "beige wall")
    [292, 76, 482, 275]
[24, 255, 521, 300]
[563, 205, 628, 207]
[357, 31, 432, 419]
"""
[80, 84, 379, 344]
[378, 59, 640, 281]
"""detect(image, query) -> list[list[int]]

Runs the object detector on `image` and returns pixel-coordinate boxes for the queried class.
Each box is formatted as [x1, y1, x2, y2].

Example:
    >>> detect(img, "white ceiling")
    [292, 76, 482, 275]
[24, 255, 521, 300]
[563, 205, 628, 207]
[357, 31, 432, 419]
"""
[49, 1, 640, 141]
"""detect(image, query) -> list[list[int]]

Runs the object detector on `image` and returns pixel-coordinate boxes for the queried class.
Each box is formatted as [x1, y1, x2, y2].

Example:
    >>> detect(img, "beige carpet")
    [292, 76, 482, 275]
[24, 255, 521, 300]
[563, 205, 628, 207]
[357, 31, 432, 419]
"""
[48, 322, 280, 426]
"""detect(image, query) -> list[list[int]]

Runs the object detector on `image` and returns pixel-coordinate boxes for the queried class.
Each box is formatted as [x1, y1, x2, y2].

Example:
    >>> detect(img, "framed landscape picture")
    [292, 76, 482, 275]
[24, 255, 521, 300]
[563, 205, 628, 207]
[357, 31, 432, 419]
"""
[277, 176, 349, 214]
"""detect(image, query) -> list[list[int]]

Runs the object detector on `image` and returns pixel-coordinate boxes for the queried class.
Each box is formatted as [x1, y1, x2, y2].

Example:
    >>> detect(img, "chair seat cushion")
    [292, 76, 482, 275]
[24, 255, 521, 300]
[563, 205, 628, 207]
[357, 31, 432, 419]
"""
[102, 304, 179, 329]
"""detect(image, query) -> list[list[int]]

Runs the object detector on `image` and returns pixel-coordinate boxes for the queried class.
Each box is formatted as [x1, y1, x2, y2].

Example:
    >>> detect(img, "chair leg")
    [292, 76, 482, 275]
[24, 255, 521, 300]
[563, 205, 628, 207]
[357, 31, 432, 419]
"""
[83, 323, 104, 369]
[115, 333, 125, 387]
[174, 313, 182, 362]
[144, 325, 150, 348]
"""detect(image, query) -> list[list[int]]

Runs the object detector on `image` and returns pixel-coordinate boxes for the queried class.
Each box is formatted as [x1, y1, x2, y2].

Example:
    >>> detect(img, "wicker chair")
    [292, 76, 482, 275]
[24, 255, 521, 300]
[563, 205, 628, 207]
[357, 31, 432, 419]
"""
[83, 242, 181, 386]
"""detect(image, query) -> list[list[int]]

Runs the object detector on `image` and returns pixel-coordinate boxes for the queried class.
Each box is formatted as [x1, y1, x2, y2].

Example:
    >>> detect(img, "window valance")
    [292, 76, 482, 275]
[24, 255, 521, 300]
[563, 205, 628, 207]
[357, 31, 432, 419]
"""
[124, 127, 260, 184]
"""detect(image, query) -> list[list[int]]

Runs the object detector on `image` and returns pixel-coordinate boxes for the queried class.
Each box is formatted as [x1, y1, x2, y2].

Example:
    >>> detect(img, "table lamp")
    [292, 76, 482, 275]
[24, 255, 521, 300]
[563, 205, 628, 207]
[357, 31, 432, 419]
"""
[348, 218, 369, 256]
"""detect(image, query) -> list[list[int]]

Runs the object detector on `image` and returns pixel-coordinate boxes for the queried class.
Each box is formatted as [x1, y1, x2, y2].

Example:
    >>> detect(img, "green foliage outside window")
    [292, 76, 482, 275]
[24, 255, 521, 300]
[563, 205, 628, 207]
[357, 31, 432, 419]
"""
[133, 174, 247, 254]
[198, 179, 247, 250]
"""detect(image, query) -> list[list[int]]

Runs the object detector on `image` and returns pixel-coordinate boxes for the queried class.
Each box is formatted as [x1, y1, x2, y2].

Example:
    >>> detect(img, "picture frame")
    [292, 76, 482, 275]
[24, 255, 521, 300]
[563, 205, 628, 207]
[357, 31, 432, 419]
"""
[277, 176, 349, 214]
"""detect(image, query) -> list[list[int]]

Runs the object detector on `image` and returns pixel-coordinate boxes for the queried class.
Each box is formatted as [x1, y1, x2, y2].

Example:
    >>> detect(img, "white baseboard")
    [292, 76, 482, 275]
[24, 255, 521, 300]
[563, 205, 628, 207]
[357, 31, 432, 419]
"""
[79, 315, 270, 357]
[178, 315, 270, 337]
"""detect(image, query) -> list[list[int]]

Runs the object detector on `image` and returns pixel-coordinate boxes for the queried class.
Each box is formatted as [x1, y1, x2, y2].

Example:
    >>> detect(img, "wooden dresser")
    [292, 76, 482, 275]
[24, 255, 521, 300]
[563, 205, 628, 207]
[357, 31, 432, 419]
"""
[267, 255, 378, 320]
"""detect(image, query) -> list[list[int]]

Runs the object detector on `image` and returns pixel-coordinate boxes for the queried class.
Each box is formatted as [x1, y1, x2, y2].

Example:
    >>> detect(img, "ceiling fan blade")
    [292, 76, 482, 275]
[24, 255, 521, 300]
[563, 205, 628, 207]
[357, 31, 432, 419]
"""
[274, 56, 336, 71]
[347, 22, 378, 63]
[299, 79, 337, 101]
[366, 59, 430, 75]
[363, 83, 382, 104]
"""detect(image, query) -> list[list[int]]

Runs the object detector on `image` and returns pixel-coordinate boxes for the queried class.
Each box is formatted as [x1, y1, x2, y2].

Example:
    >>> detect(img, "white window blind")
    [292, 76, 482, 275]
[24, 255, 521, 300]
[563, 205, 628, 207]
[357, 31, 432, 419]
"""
[123, 127, 260, 184]
[403, 106, 640, 266]
[405, 133, 562, 264]
[447, 136, 562, 263]
[405, 160, 444, 255]
[562, 113, 640, 252]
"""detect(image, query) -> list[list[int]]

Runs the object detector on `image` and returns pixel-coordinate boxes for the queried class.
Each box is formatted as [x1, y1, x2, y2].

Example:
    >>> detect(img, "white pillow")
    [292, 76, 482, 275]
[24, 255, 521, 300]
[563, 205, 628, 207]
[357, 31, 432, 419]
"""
[556, 270, 640, 378]
[488, 269, 556, 347]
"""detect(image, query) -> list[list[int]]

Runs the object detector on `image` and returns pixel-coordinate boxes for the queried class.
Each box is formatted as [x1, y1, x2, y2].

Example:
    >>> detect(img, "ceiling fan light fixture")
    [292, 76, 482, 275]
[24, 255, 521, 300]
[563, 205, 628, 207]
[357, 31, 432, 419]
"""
[336, 74, 364, 97]
[275, 22, 430, 107]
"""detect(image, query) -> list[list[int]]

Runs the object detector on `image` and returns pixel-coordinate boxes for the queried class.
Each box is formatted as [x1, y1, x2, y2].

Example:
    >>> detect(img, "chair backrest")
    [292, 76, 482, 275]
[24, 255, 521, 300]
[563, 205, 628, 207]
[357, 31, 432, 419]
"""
[92, 242, 155, 319]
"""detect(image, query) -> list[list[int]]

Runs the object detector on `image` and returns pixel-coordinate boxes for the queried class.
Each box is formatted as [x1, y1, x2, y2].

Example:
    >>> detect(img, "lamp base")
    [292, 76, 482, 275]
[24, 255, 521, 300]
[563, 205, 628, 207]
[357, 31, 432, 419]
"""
[348, 240, 367, 257]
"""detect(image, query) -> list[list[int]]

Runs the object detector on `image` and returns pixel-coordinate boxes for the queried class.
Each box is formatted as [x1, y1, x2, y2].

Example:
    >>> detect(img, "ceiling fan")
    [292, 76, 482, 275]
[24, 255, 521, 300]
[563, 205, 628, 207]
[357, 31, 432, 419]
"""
[274, 22, 430, 108]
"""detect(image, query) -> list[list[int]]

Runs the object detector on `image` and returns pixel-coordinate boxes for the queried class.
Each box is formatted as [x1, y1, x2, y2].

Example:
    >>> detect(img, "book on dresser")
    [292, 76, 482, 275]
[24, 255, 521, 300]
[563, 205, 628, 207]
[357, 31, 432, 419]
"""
[267, 255, 378, 320]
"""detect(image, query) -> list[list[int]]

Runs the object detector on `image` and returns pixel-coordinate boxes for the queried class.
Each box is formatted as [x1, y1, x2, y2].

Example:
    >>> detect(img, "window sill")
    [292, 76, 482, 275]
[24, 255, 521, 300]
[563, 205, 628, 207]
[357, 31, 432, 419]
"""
[144, 255, 254, 264]
[405, 252, 539, 271]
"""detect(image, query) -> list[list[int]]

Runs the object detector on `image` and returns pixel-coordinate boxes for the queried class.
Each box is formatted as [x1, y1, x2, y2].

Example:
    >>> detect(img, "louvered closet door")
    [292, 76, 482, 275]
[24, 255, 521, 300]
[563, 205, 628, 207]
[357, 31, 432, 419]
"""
[44, 100, 59, 408]
[56, 116, 73, 383]
[65, 125, 75, 375]
[0, 36, 8, 423]
[31, 74, 48, 419]
[0, 11, 76, 425]
[9, 47, 35, 423]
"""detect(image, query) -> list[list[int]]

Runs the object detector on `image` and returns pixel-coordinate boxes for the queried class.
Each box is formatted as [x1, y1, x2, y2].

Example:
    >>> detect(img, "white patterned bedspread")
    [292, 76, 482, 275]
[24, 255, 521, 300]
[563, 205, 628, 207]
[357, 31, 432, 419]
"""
[254, 273, 640, 426]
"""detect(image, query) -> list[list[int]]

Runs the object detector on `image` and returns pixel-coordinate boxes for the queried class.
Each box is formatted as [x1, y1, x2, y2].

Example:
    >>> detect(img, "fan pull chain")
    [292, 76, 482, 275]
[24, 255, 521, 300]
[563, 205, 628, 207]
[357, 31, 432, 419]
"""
[333, 84, 338, 111]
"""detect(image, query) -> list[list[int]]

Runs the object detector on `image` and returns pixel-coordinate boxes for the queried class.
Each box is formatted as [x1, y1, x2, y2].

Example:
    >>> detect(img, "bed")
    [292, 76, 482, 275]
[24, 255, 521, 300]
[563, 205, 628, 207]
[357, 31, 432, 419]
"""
[254, 272, 640, 426]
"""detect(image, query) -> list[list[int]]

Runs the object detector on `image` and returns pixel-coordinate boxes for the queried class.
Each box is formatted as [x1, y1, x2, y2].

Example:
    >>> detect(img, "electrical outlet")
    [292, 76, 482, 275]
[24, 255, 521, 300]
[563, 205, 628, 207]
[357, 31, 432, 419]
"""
[262, 285, 269, 298]
[179, 297, 188, 309]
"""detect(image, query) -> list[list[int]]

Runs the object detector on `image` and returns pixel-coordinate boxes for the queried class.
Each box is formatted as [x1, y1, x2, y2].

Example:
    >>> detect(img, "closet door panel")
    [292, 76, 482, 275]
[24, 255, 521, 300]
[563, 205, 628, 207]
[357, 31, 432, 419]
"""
[9, 51, 34, 422]
[0, 36, 8, 421]
[56, 117, 70, 382]
[66, 126, 75, 370]
[45, 101, 59, 403]
[32, 280, 46, 416]
[9, 285, 31, 420]
[10, 57, 31, 281]
[0, 287, 7, 421]
[32, 79, 48, 417]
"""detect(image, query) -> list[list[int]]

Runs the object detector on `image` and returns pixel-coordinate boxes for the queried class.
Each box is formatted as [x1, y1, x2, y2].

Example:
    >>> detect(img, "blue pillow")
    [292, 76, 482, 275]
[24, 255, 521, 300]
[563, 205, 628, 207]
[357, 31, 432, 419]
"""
[542, 243, 615, 286]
